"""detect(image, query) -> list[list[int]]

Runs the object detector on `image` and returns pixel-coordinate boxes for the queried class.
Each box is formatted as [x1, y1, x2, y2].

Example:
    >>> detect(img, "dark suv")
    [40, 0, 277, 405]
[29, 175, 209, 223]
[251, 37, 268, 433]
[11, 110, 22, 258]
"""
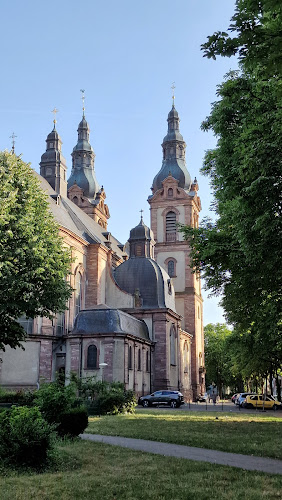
[138, 390, 184, 408]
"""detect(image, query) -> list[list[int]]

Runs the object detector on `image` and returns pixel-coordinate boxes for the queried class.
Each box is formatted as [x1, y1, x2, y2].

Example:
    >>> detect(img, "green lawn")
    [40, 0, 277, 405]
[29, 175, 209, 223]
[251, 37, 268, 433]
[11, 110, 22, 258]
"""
[86, 409, 282, 459]
[1, 440, 282, 500]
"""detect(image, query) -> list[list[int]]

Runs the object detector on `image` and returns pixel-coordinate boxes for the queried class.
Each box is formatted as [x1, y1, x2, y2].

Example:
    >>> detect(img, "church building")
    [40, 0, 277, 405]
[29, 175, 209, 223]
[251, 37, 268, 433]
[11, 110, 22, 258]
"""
[0, 99, 205, 400]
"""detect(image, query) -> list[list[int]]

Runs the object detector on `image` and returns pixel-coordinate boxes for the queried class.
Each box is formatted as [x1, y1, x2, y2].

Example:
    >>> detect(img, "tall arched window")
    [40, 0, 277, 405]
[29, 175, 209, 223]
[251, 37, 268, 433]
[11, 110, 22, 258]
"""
[87, 345, 97, 369]
[166, 211, 177, 242]
[183, 342, 189, 373]
[146, 350, 149, 372]
[128, 345, 132, 370]
[167, 260, 175, 277]
[75, 272, 82, 317]
[170, 325, 176, 365]
[138, 349, 141, 371]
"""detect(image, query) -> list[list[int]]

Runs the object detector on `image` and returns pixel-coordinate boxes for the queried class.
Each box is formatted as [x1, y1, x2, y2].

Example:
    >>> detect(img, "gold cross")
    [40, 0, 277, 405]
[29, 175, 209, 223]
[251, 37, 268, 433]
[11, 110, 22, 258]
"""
[80, 89, 85, 115]
[51, 107, 59, 126]
[171, 82, 175, 106]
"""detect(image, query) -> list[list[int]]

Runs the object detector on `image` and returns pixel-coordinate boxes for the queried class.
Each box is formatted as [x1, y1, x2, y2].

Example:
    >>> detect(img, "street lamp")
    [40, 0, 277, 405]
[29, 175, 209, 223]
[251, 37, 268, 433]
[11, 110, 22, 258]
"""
[99, 362, 108, 382]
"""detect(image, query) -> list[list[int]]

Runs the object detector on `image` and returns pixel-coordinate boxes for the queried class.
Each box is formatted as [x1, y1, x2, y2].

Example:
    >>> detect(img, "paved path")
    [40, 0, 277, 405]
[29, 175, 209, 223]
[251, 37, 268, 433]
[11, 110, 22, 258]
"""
[81, 433, 282, 475]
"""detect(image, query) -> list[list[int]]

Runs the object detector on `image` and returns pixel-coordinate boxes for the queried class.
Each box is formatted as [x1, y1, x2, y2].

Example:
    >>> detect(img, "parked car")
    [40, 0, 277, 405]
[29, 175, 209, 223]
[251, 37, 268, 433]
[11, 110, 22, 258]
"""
[235, 393, 255, 407]
[138, 390, 184, 408]
[196, 393, 209, 402]
[243, 395, 282, 410]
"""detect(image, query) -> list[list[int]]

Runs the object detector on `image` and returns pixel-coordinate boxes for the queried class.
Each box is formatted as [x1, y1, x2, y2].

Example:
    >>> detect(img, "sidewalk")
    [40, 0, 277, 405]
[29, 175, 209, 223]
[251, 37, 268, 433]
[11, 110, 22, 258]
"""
[80, 433, 282, 475]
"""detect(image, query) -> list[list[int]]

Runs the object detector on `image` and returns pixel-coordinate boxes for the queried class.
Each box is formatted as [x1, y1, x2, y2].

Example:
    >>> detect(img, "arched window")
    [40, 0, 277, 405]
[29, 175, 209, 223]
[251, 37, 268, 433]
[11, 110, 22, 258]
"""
[75, 271, 82, 317]
[87, 345, 97, 369]
[167, 260, 175, 277]
[146, 350, 149, 372]
[73, 196, 79, 205]
[183, 342, 189, 373]
[166, 211, 177, 242]
[168, 188, 173, 197]
[138, 349, 141, 371]
[128, 345, 132, 370]
[170, 325, 176, 365]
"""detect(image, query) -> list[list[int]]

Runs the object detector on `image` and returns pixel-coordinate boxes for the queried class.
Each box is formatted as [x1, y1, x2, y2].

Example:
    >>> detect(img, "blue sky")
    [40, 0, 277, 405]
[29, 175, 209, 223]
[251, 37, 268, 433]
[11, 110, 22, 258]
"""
[0, 0, 238, 326]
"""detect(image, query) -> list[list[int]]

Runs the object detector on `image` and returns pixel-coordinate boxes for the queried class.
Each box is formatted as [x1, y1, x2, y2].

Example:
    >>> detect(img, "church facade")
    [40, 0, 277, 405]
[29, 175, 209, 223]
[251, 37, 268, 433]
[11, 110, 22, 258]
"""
[0, 101, 205, 400]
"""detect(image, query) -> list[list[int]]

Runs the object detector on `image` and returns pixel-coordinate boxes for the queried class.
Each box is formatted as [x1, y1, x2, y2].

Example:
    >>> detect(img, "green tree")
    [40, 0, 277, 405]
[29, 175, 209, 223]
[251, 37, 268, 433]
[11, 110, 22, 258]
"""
[0, 151, 73, 350]
[180, 0, 282, 380]
[204, 323, 234, 397]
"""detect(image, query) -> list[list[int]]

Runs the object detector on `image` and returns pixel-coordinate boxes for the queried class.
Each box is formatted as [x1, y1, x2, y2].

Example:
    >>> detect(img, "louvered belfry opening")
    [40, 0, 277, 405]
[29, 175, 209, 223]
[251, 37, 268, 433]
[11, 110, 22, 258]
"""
[166, 211, 176, 242]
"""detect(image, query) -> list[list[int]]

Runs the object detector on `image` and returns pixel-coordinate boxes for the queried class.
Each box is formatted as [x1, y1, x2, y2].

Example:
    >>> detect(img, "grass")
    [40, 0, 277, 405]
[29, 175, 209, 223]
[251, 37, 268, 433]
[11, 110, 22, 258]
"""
[86, 409, 282, 459]
[1, 439, 282, 500]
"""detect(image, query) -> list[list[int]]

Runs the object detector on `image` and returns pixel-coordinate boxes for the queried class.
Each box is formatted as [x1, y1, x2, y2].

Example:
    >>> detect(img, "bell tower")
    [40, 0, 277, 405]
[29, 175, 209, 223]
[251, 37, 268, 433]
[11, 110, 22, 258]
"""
[67, 92, 110, 228]
[40, 109, 67, 198]
[148, 101, 205, 398]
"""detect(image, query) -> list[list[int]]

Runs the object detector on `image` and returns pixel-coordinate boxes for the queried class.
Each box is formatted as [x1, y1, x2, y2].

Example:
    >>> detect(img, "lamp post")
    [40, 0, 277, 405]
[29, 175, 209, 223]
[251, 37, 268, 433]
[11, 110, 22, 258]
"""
[99, 362, 108, 383]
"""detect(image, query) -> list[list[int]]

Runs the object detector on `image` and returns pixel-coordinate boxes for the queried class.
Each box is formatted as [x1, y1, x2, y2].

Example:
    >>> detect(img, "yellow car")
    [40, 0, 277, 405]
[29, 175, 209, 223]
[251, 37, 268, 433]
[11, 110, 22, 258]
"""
[244, 395, 281, 410]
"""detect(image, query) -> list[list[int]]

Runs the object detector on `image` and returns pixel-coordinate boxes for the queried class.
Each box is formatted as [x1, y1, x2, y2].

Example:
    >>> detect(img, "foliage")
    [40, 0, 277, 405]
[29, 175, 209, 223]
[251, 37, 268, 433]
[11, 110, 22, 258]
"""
[88, 389, 137, 416]
[201, 0, 282, 75]
[204, 323, 237, 396]
[0, 388, 35, 405]
[71, 375, 137, 415]
[33, 381, 88, 437]
[179, 0, 282, 381]
[56, 407, 89, 437]
[0, 406, 55, 467]
[0, 151, 73, 350]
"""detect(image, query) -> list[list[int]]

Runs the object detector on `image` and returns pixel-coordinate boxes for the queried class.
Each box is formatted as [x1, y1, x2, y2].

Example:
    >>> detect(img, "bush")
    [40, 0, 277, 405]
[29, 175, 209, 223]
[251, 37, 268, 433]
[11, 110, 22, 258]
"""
[0, 406, 54, 467]
[57, 406, 88, 437]
[0, 389, 35, 405]
[34, 381, 77, 425]
[88, 389, 137, 416]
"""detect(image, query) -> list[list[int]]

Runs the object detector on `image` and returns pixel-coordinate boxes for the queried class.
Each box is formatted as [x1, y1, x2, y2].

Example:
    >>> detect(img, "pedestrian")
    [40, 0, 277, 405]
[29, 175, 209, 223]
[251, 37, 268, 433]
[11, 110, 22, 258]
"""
[212, 392, 217, 405]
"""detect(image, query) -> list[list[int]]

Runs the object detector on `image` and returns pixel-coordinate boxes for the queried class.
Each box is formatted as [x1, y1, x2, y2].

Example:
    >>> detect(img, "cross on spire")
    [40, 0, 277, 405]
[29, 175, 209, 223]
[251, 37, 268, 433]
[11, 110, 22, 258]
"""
[140, 209, 144, 221]
[51, 108, 59, 127]
[80, 89, 85, 116]
[10, 132, 17, 154]
[171, 82, 175, 107]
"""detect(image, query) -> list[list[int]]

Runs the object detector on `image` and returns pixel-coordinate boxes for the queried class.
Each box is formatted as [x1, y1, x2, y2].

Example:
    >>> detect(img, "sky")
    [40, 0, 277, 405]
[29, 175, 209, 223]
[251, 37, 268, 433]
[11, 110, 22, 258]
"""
[0, 0, 238, 326]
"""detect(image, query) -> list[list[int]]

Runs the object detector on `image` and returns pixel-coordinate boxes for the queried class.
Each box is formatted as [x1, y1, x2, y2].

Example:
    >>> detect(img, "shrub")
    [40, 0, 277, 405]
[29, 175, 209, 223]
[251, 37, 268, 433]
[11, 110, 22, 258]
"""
[88, 389, 137, 416]
[0, 406, 54, 467]
[57, 406, 88, 437]
[34, 381, 77, 425]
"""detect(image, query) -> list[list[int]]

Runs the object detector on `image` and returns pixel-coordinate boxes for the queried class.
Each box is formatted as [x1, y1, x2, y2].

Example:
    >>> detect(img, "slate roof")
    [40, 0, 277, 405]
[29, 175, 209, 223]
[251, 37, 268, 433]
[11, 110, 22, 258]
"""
[33, 171, 125, 257]
[71, 307, 150, 340]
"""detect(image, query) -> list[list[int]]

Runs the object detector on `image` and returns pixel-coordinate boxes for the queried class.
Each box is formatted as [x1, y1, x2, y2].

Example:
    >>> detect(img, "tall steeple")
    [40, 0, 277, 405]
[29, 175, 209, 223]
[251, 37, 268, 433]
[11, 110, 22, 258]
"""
[40, 109, 67, 198]
[152, 103, 191, 193]
[67, 92, 100, 201]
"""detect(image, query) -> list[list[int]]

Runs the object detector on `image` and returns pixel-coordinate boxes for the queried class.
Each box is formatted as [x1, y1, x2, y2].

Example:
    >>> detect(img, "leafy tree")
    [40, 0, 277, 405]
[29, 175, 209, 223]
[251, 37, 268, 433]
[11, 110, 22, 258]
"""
[180, 1, 282, 380]
[204, 323, 234, 397]
[0, 151, 73, 350]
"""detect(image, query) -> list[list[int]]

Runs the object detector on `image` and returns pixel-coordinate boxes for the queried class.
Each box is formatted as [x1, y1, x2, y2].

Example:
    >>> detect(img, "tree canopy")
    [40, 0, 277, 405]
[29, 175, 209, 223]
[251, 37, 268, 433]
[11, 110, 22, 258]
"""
[180, 0, 282, 379]
[0, 151, 73, 350]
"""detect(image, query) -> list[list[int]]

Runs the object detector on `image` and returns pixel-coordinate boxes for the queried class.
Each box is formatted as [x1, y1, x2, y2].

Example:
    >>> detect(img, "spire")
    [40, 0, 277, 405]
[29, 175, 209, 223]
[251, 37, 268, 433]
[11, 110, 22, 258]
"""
[67, 92, 100, 201]
[40, 110, 67, 197]
[151, 100, 191, 193]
